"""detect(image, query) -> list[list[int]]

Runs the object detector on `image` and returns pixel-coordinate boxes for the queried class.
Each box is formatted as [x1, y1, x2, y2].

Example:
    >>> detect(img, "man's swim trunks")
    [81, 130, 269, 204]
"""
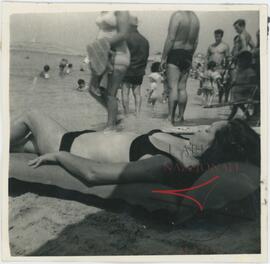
[167, 49, 193, 72]
[123, 75, 144, 86]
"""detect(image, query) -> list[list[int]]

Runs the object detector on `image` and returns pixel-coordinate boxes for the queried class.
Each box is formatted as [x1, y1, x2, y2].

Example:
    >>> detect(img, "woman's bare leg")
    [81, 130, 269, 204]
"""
[132, 85, 142, 116]
[121, 82, 130, 116]
[177, 72, 189, 122]
[10, 110, 67, 154]
[88, 75, 107, 108]
[106, 66, 127, 129]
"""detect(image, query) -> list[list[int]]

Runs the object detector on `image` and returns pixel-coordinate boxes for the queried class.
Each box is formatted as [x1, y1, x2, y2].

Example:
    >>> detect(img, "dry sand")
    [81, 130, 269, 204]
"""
[8, 50, 260, 256]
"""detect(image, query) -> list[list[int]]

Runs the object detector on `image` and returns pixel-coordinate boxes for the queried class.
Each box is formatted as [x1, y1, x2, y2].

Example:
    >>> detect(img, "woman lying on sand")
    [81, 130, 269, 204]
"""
[10, 110, 260, 187]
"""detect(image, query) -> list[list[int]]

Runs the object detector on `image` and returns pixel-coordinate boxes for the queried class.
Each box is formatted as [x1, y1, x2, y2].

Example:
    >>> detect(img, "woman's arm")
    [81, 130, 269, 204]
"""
[107, 11, 130, 47]
[29, 152, 174, 186]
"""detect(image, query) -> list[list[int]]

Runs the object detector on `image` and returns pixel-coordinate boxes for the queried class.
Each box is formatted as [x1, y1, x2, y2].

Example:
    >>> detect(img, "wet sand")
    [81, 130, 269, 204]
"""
[8, 50, 260, 256]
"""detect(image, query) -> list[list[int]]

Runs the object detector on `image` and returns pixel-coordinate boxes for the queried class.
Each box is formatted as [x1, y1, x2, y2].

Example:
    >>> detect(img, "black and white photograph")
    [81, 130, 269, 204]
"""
[1, 2, 267, 261]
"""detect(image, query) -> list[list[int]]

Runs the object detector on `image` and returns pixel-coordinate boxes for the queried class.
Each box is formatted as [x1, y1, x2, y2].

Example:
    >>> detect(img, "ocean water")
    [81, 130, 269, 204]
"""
[9, 50, 108, 131]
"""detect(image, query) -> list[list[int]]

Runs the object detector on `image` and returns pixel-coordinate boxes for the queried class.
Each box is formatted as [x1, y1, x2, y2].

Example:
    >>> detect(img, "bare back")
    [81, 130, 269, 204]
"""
[172, 11, 200, 50]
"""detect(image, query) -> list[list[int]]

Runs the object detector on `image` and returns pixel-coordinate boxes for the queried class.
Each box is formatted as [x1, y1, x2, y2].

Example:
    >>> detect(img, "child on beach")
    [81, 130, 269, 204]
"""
[160, 69, 169, 103]
[196, 63, 205, 96]
[147, 62, 163, 115]
[59, 58, 68, 77]
[66, 63, 73, 74]
[201, 61, 223, 107]
[39, 65, 50, 79]
[228, 51, 257, 120]
[76, 79, 88, 91]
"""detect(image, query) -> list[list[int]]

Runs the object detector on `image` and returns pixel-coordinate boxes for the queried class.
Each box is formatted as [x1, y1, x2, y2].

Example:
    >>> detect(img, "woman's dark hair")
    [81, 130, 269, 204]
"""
[43, 65, 50, 72]
[151, 62, 160, 73]
[199, 119, 260, 167]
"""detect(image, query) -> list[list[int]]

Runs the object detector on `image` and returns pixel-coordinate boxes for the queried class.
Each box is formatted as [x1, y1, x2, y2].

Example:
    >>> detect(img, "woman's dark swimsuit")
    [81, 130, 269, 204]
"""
[59, 129, 188, 162]
[167, 49, 193, 72]
[59, 130, 96, 152]
[59, 129, 200, 188]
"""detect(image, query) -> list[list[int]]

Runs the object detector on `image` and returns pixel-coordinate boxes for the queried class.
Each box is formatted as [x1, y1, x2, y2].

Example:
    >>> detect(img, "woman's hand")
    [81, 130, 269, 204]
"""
[28, 153, 58, 168]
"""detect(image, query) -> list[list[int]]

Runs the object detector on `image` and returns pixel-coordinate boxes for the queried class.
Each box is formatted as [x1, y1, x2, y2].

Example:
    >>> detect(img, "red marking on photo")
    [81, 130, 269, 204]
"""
[152, 175, 220, 211]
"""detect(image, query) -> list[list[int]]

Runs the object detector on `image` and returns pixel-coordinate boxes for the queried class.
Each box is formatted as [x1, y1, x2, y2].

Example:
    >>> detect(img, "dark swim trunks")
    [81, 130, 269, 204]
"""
[167, 49, 193, 72]
[123, 75, 144, 86]
[59, 130, 96, 152]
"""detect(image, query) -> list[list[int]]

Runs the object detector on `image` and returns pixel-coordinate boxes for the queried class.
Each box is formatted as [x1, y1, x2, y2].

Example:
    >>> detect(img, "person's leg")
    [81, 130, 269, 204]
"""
[206, 91, 210, 106]
[228, 105, 238, 120]
[177, 72, 189, 122]
[167, 64, 181, 124]
[10, 132, 38, 153]
[132, 85, 142, 116]
[224, 83, 230, 103]
[107, 66, 127, 129]
[204, 92, 209, 107]
[10, 110, 67, 154]
[121, 82, 130, 116]
[218, 85, 224, 103]
[208, 93, 214, 106]
[151, 99, 156, 117]
[88, 73, 107, 108]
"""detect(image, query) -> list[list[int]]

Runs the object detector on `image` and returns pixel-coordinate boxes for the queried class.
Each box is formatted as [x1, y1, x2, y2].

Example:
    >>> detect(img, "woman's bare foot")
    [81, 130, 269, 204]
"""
[103, 125, 117, 132]
[167, 116, 176, 126]
[175, 115, 185, 123]
[164, 117, 175, 128]
[89, 86, 101, 97]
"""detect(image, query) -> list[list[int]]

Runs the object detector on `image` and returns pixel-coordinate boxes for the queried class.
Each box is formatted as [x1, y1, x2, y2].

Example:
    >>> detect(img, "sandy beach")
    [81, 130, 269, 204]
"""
[8, 49, 260, 256]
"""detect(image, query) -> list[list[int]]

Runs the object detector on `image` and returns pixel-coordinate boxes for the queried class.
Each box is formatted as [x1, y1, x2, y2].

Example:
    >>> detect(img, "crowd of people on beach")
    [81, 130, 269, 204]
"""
[38, 11, 260, 130]
[83, 11, 260, 130]
[194, 20, 260, 122]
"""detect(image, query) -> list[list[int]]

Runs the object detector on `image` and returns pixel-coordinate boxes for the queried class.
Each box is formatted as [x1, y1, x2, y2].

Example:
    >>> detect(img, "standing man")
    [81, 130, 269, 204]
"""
[207, 29, 230, 69]
[121, 16, 150, 116]
[232, 19, 255, 58]
[161, 11, 200, 125]
[206, 29, 230, 103]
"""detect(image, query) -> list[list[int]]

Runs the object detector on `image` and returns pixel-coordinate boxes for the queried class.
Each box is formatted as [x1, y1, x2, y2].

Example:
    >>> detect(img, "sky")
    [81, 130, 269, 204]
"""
[10, 10, 259, 56]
